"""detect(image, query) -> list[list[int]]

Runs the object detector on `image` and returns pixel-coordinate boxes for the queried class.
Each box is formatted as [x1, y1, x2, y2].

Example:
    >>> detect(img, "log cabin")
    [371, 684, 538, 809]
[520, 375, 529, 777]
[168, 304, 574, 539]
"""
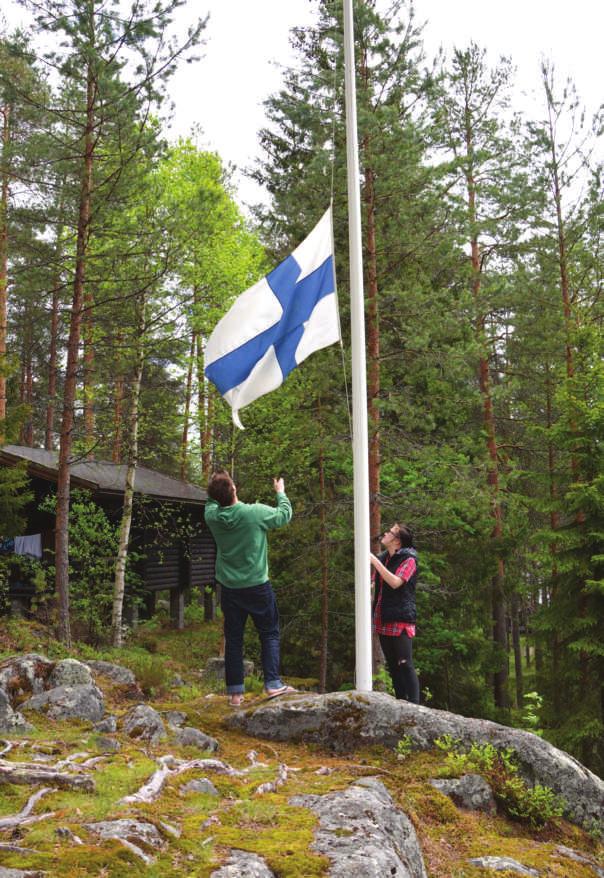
[0, 445, 216, 628]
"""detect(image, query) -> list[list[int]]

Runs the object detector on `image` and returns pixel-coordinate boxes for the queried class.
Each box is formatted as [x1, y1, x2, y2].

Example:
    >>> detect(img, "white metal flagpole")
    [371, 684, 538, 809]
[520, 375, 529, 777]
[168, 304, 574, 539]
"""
[342, 0, 372, 691]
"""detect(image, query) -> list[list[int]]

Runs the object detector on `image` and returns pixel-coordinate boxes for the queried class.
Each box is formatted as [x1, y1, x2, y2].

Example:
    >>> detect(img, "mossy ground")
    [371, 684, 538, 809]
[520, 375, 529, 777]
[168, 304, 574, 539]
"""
[0, 618, 602, 877]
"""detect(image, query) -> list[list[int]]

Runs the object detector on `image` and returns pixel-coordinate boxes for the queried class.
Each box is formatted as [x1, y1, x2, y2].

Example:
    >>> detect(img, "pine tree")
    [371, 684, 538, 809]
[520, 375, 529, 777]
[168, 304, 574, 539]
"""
[18, 0, 205, 644]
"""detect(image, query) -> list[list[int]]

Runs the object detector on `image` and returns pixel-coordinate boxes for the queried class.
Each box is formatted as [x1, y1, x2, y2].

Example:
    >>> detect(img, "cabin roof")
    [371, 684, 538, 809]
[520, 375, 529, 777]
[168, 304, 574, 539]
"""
[0, 446, 206, 506]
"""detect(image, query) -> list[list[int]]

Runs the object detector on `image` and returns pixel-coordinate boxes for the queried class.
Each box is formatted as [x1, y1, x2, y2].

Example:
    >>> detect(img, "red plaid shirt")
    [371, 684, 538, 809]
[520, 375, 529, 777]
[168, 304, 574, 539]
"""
[372, 556, 417, 637]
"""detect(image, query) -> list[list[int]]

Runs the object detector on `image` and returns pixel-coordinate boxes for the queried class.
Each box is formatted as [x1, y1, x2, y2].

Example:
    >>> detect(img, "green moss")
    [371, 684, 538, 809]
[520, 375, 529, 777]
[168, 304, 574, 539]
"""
[1, 619, 601, 878]
[214, 801, 328, 877]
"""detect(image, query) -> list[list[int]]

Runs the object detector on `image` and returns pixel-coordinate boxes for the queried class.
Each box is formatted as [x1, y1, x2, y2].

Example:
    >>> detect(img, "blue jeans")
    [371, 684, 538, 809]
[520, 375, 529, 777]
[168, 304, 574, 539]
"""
[220, 581, 283, 694]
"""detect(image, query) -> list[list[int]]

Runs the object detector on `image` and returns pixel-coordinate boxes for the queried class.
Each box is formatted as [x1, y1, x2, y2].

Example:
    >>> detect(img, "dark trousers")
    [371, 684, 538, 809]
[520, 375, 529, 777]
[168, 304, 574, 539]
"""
[379, 631, 420, 703]
[220, 581, 283, 694]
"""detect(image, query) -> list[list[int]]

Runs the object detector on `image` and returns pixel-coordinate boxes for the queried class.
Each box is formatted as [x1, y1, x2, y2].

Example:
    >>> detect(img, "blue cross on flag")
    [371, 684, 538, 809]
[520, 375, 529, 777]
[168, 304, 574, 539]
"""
[204, 207, 340, 428]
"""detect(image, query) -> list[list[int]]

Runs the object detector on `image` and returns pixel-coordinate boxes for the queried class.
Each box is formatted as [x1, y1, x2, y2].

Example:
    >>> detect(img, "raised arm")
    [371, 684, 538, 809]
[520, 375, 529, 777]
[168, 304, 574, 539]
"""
[256, 477, 292, 529]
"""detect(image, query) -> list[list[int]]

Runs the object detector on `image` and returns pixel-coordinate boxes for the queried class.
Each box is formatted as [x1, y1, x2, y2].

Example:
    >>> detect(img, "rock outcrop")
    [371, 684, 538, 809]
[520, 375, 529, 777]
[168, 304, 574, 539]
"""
[467, 856, 539, 875]
[21, 684, 105, 723]
[228, 690, 604, 830]
[430, 774, 497, 815]
[0, 688, 32, 734]
[0, 654, 106, 727]
[175, 726, 219, 752]
[204, 657, 254, 682]
[290, 777, 426, 878]
[84, 660, 137, 686]
[211, 850, 275, 877]
[0, 868, 46, 878]
[48, 659, 93, 688]
[122, 704, 167, 743]
[84, 818, 165, 864]
[180, 778, 219, 796]
[0, 654, 53, 699]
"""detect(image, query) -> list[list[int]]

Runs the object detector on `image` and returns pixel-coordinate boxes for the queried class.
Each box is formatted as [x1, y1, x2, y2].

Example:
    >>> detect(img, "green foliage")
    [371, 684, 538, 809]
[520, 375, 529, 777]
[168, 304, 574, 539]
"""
[3, 0, 604, 785]
[244, 673, 265, 695]
[0, 461, 32, 540]
[435, 737, 565, 828]
[395, 735, 414, 761]
[39, 490, 140, 644]
[183, 586, 206, 626]
[496, 776, 565, 828]
[521, 691, 544, 737]
[124, 652, 168, 696]
[373, 665, 394, 696]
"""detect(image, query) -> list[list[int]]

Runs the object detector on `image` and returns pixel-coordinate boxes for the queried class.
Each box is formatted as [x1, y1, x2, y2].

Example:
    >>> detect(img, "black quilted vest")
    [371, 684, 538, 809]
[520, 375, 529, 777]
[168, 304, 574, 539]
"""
[372, 547, 418, 623]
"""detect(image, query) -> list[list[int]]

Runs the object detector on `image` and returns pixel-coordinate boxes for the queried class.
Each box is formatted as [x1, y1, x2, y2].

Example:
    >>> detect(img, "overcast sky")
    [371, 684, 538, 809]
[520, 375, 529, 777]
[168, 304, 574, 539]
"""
[2, 0, 602, 208]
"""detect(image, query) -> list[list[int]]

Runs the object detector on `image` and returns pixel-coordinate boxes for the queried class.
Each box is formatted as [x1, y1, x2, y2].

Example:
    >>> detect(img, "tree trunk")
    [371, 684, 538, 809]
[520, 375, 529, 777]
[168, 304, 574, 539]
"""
[46, 206, 66, 451]
[23, 349, 33, 446]
[466, 140, 508, 709]
[45, 278, 61, 450]
[180, 330, 196, 480]
[545, 370, 562, 715]
[0, 103, 10, 430]
[511, 593, 523, 709]
[543, 69, 584, 519]
[202, 386, 214, 481]
[196, 330, 213, 480]
[112, 375, 124, 463]
[112, 302, 145, 647]
[19, 319, 33, 446]
[0, 104, 10, 434]
[55, 64, 95, 646]
[82, 289, 95, 458]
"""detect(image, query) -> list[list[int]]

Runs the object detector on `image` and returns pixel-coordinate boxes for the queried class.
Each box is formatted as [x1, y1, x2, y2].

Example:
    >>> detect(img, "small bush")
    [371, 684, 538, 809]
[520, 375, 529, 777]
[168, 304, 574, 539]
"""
[373, 665, 394, 696]
[244, 673, 265, 695]
[176, 683, 204, 701]
[434, 737, 565, 828]
[136, 631, 159, 654]
[497, 777, 565, 827]
[395, 735, 414, 761]
[126, 653, 168, 695]
[184, 586, 206, 625]
[521, 691, 544, 737]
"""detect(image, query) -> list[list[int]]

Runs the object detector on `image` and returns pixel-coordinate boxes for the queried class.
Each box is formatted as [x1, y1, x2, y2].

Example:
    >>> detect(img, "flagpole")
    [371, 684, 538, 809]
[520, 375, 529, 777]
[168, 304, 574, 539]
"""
[342, 0, 372, 692]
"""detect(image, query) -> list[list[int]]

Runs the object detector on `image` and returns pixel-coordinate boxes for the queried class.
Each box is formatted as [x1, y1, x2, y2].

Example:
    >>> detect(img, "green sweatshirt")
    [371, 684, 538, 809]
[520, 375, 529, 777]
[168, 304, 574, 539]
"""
[204, 492, 292, 588]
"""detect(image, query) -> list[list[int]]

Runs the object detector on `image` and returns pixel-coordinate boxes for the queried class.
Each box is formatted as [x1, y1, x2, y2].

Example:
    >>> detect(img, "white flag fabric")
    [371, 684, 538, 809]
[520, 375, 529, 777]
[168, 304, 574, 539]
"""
[204, 207, 340, 428]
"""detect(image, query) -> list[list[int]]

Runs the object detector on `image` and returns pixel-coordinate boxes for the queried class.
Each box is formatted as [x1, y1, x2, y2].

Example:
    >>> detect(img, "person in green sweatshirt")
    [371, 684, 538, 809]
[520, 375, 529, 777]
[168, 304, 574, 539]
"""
[204, 470, 295, 707]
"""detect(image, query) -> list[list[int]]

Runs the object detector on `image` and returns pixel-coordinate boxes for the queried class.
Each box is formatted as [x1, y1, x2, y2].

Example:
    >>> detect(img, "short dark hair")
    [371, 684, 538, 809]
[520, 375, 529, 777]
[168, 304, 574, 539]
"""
[394, 523, 414, 548]
[207, 470, 236, 507]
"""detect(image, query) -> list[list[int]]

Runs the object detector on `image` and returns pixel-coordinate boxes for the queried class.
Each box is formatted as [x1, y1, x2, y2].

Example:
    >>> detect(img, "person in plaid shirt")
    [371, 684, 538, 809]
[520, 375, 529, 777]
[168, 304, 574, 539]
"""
[370, 523, 420, 703]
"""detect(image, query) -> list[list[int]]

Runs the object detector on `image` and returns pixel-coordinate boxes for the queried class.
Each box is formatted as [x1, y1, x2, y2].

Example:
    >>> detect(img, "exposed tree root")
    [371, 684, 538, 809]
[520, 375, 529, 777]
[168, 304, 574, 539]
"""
[0, 760, 94, 792]
[118, 836, 155, 864]
[0, 841, 39, 853]
[0, 787, 56, 831]
[121, 755, 242, 804]
[255, 762, 290, 795]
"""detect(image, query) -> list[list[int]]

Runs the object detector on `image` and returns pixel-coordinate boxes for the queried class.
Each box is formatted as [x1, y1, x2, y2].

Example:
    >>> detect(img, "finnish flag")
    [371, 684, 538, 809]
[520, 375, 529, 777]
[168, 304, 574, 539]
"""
[205, 207, 340, 428]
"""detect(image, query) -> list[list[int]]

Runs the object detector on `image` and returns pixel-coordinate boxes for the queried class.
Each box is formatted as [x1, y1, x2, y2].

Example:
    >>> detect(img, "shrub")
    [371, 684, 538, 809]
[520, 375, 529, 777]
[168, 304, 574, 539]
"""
[184, 586, 206, 625]
[373, 665, 394, 696]
[434, 737, 565, 828]
[497, 777, 565, 827]
[244, 673, 265, 695]
[39, 490, 143, 644]
[395, 735, 414, 761]
[125, 653, 168, 695]
[521, 691, 544, 737]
